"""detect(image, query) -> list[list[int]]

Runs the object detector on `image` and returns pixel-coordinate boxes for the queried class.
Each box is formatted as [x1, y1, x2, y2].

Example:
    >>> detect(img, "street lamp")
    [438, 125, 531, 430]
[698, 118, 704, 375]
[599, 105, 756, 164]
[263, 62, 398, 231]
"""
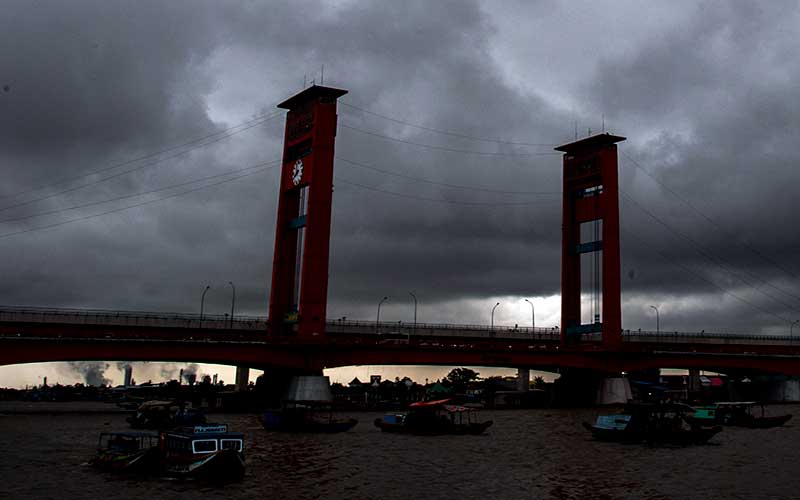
[200, 285, 211, 328]
[649, 305, 660, 334]
[409, 292, 417, 341]
[228, 281, 236, 329]
[491, 302, 500, 333]
[524, 299, 535, 331]
[377, 296, 388, 333]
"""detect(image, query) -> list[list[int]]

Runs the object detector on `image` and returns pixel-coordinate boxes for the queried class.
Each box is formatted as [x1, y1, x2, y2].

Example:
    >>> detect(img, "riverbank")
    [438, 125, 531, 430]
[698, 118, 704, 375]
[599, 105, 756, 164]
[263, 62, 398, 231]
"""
[0, 400, 128, 415]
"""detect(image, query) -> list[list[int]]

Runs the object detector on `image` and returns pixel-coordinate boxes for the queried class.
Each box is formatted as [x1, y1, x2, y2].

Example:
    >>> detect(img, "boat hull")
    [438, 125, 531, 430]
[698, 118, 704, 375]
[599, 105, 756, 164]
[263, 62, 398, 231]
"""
[687, 413, 792, 429]
[261, 411, 358, 433]
[161, 449, 245, 481]
[583, 421, 722, 446]
[90, 447, 159, 474]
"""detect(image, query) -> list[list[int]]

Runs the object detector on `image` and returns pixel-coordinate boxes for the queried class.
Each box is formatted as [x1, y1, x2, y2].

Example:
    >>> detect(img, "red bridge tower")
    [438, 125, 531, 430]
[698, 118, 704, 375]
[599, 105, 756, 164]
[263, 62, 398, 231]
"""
[555, 134, 626, 348]
[268, 85, 348, 337]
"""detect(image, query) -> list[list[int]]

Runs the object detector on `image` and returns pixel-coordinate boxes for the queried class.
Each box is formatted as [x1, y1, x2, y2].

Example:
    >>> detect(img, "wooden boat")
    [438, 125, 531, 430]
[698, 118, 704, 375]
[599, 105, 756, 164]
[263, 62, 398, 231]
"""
[583, 402, 722, 446]
[159, 424, 245, 481]
[126, 400, 206, 430]
[262, 401, 358, 433]
[90, 432, 160, 473]
[687, 402, 792, 429]
[374, 399, 493, 435]
[92, 424, 245, 481]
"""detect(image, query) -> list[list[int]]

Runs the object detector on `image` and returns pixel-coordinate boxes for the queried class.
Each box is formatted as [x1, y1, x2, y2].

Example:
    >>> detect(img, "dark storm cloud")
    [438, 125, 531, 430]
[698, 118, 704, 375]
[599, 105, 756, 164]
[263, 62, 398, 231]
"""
[1, 0, 799, 337]
[0, 1, 220, 175]
[583, 1, 800, 331]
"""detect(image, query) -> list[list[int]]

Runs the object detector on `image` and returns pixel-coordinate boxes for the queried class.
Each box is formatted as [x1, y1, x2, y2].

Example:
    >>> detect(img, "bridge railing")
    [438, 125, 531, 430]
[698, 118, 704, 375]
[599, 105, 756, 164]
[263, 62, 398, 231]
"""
[0, 305, 268, 330]
[326, 319, 562, 341]
[622, 329, 795, 344]
[1, 305, 797, 345]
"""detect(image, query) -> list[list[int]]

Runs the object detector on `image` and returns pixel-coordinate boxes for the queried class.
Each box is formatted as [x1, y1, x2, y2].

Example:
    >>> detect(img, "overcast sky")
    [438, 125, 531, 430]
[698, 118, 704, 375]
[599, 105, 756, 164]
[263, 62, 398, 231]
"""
[2, 1, 800, 387]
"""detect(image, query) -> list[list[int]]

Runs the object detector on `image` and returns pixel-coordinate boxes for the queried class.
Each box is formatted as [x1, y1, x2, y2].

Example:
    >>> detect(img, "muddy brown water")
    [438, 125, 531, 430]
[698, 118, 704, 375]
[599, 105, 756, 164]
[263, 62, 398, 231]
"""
[1, 403, 798, 499]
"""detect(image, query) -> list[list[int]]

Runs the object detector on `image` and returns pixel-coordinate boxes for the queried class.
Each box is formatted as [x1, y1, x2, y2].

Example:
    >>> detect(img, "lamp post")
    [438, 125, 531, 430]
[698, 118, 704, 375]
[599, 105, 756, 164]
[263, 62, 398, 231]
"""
[491, 302, 500, 334]
[228, 281, 236, 329]
[524, 298, 535, 331]
[649, 305, 660, 334]
[791, 319, 799, 340]
[377, 296, 388, 333]
[200, 285, 211, 328]
[409, 292, 417, 341]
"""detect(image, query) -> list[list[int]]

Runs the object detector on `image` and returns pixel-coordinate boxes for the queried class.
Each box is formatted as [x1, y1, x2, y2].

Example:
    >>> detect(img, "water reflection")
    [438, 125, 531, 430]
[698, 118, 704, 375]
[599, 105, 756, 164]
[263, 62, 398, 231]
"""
[1, 407, 799, 499]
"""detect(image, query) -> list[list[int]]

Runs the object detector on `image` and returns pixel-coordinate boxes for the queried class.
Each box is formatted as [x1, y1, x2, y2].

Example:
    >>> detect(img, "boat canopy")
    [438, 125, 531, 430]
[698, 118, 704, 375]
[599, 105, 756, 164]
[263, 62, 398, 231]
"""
[410, 399, 451, 408]
[137, 400, 177, 409]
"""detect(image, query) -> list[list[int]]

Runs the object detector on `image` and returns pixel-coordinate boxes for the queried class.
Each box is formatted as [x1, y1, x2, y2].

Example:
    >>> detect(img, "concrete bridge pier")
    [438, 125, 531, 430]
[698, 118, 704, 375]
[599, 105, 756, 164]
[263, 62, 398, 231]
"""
[517, 368, 530, 392]
[235, 366, 250, 392]
[596, 377, 632, 405]
[255, 368, 325, 407]
[285, 375, 333, 402]
[767, 377, 800, 402]
[688, 369, 702, 396]
[123, 365, 133, 387]
[551, 369, 603, 406]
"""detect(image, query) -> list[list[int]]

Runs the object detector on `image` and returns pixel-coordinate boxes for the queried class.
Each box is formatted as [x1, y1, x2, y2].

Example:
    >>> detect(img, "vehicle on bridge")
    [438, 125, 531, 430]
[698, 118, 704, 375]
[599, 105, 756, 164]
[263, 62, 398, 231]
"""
[583, 402, 722, 446]
[686, 402, 792, 429]
[374, 399, 493, 435]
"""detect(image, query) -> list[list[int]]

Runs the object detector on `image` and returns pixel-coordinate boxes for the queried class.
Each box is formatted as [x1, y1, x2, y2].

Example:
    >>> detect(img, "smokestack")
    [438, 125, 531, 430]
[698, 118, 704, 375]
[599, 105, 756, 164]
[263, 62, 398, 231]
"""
[179, 369, 184, 385]
[124, 365, 133, 387]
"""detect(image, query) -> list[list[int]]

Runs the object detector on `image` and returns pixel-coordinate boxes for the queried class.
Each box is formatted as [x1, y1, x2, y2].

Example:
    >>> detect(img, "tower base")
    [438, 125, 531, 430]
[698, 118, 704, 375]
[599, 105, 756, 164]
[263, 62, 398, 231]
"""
[767, 378, 800, 402]
[596, 377, 632, 405]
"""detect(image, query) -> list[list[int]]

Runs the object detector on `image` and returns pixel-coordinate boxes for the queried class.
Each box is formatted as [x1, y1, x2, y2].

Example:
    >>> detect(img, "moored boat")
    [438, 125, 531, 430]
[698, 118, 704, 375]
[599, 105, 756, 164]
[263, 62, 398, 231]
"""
[92, 424, 245, 481]
[687, 402, 792, 429]
[90, 432, 160, 473]
[159, 424, 245, 480]
[374, 399, 493, 435]
[262, 401, 358, 433]
[126, 400, 206, 430]
[583, 402, 722, 446]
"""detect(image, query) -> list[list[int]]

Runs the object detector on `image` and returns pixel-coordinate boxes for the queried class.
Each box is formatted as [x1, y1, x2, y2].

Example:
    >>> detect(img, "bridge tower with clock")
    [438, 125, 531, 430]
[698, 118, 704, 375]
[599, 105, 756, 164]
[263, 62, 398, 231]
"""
[268, 85, 348, 338]
[555, 133, 626, 348]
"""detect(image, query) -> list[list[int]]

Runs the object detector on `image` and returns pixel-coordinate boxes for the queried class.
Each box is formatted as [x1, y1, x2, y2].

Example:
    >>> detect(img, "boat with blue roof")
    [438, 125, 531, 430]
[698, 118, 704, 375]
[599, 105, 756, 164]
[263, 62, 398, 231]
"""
[583, 402, 722, 446]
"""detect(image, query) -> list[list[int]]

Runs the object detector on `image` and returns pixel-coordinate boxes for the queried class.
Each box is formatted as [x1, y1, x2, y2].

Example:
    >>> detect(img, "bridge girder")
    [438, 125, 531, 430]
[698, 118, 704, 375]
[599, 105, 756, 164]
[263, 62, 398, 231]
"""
[3, 337, 800, 376]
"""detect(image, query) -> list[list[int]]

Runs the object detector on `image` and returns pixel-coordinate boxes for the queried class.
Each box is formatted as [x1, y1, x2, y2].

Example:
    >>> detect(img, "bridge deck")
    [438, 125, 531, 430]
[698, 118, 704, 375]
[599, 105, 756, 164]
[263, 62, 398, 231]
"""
[2, 306, 800, 374]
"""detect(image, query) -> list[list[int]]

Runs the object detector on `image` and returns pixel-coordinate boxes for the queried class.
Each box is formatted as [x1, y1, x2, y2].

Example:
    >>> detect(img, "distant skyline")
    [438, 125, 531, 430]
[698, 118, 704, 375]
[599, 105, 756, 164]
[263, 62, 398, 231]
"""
[2, 362, 528, 390]
[3, 1, 800, 387]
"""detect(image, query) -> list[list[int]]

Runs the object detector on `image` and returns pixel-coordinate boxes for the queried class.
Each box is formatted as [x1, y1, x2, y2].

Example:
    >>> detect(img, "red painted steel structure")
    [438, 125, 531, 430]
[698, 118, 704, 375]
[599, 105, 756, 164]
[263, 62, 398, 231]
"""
[556, 134, 626, 348]
[4, 331, 800, 375]
[268, 85, 348, 338]
[3, 310, 800, 374]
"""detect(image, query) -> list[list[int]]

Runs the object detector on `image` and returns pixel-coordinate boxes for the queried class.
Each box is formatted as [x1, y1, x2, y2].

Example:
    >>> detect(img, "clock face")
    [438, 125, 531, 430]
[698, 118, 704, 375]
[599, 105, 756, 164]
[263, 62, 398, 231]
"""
[291, 159, 304, 186]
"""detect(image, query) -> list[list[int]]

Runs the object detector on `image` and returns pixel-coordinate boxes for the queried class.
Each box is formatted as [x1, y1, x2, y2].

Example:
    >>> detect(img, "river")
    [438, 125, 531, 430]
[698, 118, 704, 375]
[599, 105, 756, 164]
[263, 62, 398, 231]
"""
[1, 402, 798, 499]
